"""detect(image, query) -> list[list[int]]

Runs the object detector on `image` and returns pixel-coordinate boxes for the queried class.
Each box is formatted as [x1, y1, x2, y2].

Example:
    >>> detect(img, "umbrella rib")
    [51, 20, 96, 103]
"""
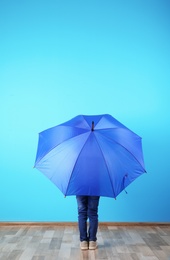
[34, 129, 89, 166]
[97, 131, 146, 173]
[64, 132, 91, 196]
[93, 134, 117, 199]
[114, 140, 146, 172]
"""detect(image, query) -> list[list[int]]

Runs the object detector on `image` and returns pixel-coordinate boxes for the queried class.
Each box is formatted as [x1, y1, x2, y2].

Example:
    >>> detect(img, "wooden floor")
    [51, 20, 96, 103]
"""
[0, 224, 170, 260]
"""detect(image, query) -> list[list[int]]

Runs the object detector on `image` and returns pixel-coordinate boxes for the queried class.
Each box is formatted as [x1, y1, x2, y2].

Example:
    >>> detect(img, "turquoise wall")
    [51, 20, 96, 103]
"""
[1, 0, 170, 222]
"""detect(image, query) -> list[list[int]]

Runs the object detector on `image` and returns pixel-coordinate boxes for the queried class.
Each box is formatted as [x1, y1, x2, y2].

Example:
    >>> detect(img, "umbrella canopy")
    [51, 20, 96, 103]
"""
[34, 114, 146, 198]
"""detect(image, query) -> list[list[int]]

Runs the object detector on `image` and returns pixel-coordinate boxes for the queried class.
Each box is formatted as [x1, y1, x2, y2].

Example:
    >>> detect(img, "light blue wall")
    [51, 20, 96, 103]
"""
[1, 0, 170, 222]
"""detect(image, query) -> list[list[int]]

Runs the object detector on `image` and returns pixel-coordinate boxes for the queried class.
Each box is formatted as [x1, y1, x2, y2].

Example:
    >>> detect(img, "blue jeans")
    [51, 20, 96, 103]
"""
[76, 196, 100, 242]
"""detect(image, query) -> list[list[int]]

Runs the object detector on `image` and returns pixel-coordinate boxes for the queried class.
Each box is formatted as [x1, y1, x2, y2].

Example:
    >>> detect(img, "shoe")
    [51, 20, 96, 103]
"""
[89, 241, 97, 250]
[80, 241, 88, 250]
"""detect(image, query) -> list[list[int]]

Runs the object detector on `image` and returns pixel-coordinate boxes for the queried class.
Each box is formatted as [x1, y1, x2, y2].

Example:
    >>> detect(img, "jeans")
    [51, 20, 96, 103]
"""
[76, 196, 100, 242]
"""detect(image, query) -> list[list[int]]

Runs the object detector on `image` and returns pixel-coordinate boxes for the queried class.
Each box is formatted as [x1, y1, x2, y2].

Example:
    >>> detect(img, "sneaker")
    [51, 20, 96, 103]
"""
[80, 241, 88, 250]
[89, 241, 97, 250]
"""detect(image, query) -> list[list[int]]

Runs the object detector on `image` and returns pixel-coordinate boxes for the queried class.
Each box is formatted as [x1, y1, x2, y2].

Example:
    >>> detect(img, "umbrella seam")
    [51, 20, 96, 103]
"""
[64, 132, 91, 196]
[96, 132, 146, 173]
[34, 130, 89, 167]
[93, 133, 117, 199]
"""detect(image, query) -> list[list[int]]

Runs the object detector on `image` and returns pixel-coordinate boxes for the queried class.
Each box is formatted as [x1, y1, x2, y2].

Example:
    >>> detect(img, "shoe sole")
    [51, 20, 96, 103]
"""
[81, 247, 88, 250]
[89, 247, 97, 250]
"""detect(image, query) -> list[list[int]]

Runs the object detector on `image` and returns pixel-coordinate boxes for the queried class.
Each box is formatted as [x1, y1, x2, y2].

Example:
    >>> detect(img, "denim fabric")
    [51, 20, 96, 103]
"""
[76, 196, 100, 242]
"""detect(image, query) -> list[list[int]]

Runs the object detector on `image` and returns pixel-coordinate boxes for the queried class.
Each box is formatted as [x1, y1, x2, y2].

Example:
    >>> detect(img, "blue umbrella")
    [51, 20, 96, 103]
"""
[34, 114, 146, 198]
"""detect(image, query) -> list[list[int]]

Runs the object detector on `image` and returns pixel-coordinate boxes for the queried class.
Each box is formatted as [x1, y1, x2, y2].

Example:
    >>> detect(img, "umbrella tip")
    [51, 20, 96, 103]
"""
[91, 121, 94, 131]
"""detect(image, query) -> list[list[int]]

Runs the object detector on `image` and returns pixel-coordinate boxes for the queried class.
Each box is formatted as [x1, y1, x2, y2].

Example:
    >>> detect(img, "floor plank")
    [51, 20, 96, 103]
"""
[0, 224, 170, 259]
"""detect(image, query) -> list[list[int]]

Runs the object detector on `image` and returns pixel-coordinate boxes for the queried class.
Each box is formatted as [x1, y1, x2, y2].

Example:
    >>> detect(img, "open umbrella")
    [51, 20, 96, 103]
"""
[34, 114, 146, 198]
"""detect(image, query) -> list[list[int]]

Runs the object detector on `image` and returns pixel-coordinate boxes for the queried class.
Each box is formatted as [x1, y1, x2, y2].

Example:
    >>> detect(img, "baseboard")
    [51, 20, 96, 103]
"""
[0, 222, 169, 226]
